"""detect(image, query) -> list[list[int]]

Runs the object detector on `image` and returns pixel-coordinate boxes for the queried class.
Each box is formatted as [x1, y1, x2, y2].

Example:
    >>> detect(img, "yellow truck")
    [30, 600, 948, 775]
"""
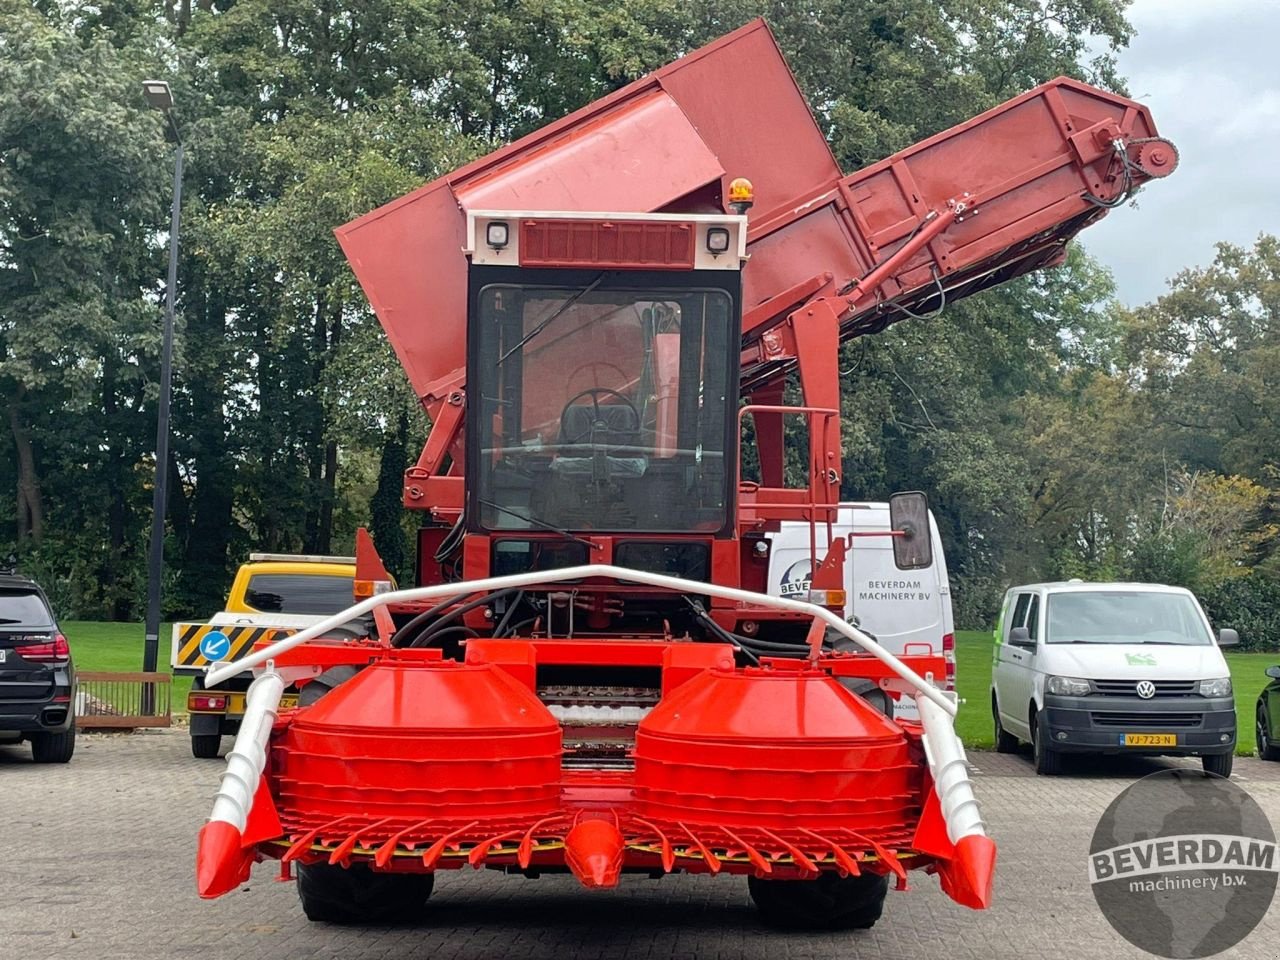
[171, 554, 361, 758]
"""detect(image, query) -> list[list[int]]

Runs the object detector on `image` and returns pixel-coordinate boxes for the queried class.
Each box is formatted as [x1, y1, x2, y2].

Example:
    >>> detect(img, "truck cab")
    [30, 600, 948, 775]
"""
[464, 212, 743, 577]
[174, 554, 361, 758]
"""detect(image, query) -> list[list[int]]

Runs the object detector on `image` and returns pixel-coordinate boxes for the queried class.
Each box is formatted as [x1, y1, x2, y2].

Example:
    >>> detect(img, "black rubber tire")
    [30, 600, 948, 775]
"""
[748, 871, 889, 930]
[993, 694, 1018, 753]
[30, 726, 76, 764]
[298, 665, 363, 707]
[191, 733, 222, 759]
[1202, 752, 1234, 778]
[1032, 711, 1063, 776]
[296, 861, 434, 924]
[1257, 708, 1280, 761]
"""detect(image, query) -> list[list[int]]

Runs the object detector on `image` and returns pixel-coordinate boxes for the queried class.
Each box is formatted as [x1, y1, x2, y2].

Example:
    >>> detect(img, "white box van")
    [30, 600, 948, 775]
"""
[991, 581, 1238, 777]
[766, 502, 954, 721]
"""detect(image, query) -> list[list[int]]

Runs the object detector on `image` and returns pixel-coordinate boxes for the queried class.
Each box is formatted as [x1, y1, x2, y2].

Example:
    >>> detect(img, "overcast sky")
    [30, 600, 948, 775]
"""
[1079, 0, 1280, 306]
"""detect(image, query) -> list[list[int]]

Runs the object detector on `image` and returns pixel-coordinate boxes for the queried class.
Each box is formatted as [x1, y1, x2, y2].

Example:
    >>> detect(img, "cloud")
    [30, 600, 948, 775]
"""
[1079, 0, 1280, 306]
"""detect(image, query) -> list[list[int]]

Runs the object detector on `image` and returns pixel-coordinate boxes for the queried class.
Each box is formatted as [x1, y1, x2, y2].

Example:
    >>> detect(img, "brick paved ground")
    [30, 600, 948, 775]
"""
[1, 729, 1276, 960]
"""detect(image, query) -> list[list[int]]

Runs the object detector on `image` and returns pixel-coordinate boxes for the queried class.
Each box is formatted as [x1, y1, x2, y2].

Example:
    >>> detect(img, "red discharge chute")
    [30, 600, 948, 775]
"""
[336, 17, 1173, 413]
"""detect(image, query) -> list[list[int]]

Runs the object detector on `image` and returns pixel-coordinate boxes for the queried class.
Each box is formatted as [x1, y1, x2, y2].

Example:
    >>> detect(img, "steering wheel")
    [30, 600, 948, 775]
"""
[559, 387, 641, 450]
[567, 361, 630, 393]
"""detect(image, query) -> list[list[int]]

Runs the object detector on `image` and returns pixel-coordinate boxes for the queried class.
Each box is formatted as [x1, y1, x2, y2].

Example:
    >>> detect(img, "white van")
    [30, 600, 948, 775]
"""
[991, 581, 1238, 777]
[766, 502, 955, 720]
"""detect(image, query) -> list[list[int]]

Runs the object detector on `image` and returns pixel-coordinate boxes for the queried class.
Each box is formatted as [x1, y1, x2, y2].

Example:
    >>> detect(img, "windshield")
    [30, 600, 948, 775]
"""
[471, 278, 735, 533]
[1046, 591, 1212, 645]
[243, 574, 355, 615]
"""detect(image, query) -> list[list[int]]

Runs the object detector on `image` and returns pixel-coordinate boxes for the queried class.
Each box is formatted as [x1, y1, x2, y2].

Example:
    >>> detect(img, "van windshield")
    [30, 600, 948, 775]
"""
[1046, 591, 1212, 645]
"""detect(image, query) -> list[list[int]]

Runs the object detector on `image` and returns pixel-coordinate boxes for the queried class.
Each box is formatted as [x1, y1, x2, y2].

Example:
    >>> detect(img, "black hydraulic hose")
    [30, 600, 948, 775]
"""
[499, 616, 541, 637]
[413, 625, 479, 649]
[434, 514, 466, 562]
[494, 591, 525, 638]
[735, 635, 821, 654]
[684, 597, 830, 659]
[410, 588, 520, 647]
[683, 600, 759, 665]
[393, 592, 474, 648]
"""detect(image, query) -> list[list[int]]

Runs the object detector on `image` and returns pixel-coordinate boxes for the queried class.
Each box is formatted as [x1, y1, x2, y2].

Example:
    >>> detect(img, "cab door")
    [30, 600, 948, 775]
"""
[994, 591, 1039, 738]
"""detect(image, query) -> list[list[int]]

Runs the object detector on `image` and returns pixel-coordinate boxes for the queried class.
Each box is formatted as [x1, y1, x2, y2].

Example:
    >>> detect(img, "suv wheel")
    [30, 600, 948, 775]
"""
[1031, 711, 1062, 776]
[30, 726, 76, 763]
[993, 695, 1018, 753]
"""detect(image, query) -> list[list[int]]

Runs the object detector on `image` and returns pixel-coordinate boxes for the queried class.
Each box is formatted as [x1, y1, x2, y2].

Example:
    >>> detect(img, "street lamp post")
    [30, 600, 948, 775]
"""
[142, 80, 183, 707]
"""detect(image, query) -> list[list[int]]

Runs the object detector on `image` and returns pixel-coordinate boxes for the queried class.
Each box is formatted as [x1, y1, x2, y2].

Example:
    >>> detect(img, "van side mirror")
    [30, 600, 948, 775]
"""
[1265, 665, 1280, 680]
[888, 491, 932, 570]
[1008, 626, 1033, 647]
[1217, 628, 1239, 647]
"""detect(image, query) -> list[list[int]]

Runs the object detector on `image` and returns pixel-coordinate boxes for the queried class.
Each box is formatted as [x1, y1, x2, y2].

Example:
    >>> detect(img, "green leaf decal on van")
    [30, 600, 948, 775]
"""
[1125, 652, 1157, 667]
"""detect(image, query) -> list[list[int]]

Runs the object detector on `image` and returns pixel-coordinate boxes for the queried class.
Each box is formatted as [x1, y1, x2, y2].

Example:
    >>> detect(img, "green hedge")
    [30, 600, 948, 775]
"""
[1199, 575, 1280, 652]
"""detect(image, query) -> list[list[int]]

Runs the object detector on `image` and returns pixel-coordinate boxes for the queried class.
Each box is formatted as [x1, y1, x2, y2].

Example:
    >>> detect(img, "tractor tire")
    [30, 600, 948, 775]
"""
[1202, 752, 1234, 778]
[30, 726, 76, 764]
[296, 861, 434, 924]
[191, 733, 222, 759]
[748, 871, 889, 930]
[1032, 711, 1063, 776]
[298, 665, 363, 707]
[1257, 708, 1280, 761]
[993, 695, 1018, 754]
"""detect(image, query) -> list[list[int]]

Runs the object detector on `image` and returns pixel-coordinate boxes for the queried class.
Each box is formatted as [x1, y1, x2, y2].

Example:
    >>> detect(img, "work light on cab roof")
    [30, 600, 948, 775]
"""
[193, 17, 1178, 930]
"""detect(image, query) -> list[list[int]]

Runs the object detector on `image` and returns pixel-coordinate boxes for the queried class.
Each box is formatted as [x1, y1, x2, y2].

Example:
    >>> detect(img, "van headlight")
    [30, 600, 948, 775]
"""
[1046, 676, 1091, 697]
[1198, 678, 1232, 698]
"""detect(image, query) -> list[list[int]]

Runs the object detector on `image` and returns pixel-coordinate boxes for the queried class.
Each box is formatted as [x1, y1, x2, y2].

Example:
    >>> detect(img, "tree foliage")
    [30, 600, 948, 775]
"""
[3, 0, 1275, 649]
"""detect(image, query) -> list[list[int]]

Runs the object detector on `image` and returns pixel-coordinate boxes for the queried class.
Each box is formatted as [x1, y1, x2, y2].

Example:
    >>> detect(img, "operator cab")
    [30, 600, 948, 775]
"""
[465, 212, 747, 574]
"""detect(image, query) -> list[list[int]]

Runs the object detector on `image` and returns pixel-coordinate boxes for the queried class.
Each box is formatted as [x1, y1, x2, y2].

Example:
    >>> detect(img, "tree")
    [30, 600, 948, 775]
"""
[0, 2, 166, 616]
[1, 0, 1148, 623]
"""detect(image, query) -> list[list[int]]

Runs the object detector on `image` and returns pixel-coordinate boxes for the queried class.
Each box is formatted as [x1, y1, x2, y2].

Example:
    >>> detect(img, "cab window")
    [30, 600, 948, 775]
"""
[1010, 593, 1031, 637]
[243, 574, 354, 615]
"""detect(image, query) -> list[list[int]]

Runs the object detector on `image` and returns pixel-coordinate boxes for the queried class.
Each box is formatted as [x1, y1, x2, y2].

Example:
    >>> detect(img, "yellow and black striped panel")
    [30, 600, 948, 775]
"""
[173, 623, 293, 667]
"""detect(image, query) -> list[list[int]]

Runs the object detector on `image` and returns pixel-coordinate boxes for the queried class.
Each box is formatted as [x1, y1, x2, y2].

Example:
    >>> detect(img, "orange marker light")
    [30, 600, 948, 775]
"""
[728, 177, 754, 214]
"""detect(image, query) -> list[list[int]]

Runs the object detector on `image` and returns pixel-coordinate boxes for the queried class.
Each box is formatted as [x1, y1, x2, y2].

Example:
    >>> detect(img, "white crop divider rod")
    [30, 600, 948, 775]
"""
[204, 564, 954, 716]
[208, 666, 285, 832]
[915, 691, 987, 844]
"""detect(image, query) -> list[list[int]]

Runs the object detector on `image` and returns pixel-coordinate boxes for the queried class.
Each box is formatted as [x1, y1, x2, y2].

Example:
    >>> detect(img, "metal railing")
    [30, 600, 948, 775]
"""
[205, 563, 955, 715]
[76, 671, 172, 729]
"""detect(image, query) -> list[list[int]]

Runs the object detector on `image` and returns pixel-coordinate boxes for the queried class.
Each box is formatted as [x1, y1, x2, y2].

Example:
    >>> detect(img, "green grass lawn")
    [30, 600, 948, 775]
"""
[953, 630, 1277, 756]
[64, 620, 191, 715]
[62, 619, 1277, 749]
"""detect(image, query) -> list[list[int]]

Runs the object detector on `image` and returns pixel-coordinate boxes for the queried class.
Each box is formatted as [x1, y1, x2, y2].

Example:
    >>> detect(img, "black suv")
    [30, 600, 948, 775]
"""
[0, 572, 75, 762]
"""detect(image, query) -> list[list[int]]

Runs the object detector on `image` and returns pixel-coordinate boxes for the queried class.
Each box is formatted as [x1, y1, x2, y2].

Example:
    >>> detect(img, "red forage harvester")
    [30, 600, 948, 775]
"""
[196, 18, 1175, 927]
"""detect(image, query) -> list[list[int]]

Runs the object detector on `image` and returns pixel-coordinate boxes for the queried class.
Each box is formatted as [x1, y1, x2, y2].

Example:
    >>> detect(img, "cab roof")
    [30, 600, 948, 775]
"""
[1008, 581, 1195, 595]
